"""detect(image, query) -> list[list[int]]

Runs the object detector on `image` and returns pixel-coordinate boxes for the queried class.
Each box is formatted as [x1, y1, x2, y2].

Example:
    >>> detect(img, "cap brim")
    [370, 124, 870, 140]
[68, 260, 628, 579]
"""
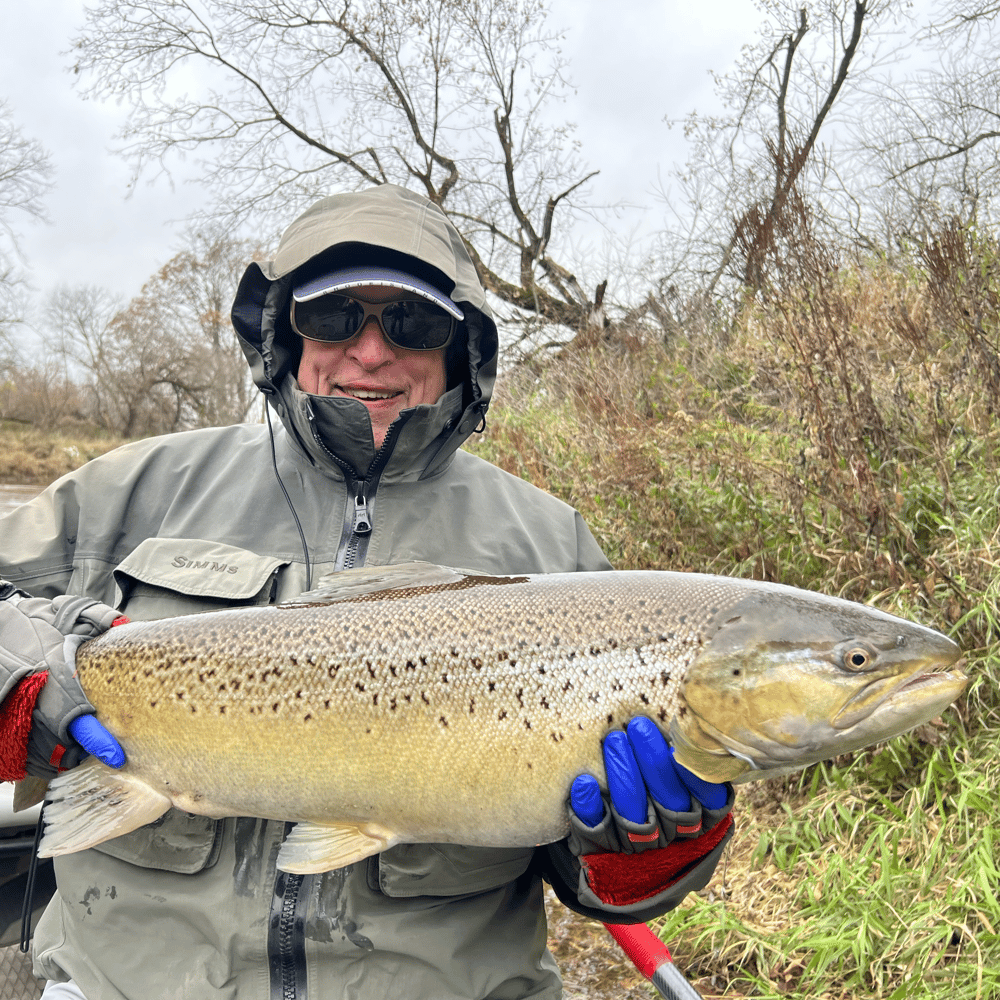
[292, 266, 464, 320]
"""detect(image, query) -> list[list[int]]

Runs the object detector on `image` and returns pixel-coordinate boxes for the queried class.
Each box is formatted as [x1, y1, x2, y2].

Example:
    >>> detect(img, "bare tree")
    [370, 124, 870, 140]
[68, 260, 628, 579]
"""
[855, 5, 1000, 238]
[649, 1, 896, 302]
[0, 100, 53, 349]
[46, 230, 256, 436]
[70, 0, 604, 329]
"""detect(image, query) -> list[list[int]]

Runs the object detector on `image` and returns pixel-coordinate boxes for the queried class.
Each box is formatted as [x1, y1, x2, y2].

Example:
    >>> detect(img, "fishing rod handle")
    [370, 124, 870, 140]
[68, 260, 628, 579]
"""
[603, 922, 705, 1000]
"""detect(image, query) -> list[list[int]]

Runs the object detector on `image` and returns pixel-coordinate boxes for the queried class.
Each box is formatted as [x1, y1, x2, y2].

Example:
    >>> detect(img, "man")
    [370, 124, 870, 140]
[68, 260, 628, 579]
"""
[0, 185, 732, 999]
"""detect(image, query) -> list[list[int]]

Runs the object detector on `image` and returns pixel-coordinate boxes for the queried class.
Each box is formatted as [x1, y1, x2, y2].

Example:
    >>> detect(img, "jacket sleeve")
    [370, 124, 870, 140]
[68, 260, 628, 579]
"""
[0, 473, 90, 779]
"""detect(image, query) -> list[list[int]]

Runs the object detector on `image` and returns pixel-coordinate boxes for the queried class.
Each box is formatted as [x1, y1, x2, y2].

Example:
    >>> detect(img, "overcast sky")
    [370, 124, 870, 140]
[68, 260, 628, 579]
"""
[1, 0, 762, 340]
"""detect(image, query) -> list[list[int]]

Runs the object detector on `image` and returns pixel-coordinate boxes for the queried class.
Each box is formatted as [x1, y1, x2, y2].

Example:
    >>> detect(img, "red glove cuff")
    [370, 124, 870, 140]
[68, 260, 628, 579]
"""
[580, 812, 734, 907]
[0, 672, 49, 782]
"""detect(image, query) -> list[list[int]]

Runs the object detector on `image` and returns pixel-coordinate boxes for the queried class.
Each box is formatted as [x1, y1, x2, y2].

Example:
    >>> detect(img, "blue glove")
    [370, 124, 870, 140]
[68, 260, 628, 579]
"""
[68, 714, 126, 769]
[570, 716, 731, 852]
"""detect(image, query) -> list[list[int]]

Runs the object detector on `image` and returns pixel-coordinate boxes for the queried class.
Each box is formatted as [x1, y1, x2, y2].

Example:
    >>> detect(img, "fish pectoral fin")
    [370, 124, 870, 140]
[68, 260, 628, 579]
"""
[276, 821, 399, 873]
[13, 775, 49, 812]
[37, 759, 172, 858]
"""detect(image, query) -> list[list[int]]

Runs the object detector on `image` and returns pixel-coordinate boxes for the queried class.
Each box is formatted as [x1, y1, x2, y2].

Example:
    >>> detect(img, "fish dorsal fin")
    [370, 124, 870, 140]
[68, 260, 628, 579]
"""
[37, 759, 172, 858]
[282, 561, 477, 607]
[276, 821, 399, 873]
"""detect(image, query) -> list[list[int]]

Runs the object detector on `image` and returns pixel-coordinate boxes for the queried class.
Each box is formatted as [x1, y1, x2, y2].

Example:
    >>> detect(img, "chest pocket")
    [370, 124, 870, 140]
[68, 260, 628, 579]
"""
[101, 538, 289, 871]
[372, 844, 535, 899]
[113, 537, 288, 621]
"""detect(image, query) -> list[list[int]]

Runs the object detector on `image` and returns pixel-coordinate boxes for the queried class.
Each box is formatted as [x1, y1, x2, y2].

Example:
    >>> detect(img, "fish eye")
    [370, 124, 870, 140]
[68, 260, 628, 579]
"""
[843, 646, 874, 671]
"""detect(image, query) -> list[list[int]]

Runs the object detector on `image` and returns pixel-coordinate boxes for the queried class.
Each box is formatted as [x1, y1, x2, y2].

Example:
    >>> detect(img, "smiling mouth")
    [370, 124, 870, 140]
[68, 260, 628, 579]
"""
[338, 387, 401, 402]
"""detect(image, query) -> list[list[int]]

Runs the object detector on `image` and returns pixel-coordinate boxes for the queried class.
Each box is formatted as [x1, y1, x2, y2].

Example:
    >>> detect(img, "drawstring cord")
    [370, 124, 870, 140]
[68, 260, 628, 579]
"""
[263, 391, 313, 592]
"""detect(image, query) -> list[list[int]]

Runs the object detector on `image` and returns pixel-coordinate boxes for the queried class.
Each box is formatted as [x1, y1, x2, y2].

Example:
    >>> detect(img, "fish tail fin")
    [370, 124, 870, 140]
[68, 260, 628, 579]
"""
[38, 759, 171, 858]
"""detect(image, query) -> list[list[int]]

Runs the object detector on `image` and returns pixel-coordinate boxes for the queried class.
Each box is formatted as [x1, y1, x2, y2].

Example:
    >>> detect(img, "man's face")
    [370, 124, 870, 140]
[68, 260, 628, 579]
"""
[296, 285, 449, 448]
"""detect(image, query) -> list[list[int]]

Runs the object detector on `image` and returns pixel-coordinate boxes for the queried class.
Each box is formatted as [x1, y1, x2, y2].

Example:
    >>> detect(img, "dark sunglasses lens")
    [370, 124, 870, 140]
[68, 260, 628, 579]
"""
[381, 301, 454, 350]
[294, 295, 365, 342]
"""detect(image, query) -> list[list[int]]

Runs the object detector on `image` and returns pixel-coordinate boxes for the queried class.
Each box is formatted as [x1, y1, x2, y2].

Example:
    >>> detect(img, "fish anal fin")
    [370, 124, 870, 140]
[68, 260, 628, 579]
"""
[38, 759, 171, 858]
[276, 821, 398, 873]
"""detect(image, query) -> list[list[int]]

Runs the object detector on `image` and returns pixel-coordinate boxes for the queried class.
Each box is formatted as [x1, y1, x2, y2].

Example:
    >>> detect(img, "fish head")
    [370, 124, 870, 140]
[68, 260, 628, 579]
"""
[670, 585, 966, 783]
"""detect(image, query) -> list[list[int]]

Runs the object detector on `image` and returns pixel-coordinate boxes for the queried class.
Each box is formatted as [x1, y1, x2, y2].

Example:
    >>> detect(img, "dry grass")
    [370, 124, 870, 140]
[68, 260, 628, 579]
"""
[0, 421, 126, 484]
[476, 235, 1000, 999]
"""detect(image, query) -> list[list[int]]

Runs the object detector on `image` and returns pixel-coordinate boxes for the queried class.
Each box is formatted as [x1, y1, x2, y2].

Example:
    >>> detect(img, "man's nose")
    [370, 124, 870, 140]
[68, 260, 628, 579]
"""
[347, 317, 395, 365]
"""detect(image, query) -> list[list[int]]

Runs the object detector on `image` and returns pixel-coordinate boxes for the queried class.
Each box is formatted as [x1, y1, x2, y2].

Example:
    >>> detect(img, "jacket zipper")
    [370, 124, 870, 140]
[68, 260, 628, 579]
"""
[268, 412, 407, 997]
[269, 862, 310, 1000]
[303, 406, 404, 571]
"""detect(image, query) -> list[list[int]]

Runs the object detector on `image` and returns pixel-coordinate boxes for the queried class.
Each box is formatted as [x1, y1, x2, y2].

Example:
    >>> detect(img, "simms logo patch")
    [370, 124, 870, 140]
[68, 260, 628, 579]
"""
[172, 555, 240, 575]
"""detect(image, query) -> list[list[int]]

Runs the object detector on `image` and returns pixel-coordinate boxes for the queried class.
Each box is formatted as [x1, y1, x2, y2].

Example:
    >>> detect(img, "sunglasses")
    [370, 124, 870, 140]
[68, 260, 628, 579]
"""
[290, 293, 459, 351]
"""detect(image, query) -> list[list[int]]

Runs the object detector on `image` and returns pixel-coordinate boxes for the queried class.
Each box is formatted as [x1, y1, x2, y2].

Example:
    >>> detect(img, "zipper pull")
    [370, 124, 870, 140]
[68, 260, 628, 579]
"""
[352, 494, 373, 535]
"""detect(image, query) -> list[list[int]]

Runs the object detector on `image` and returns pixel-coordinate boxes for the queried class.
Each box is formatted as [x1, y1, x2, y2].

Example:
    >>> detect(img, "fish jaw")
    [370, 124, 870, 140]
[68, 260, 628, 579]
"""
[673, 591, 965, 783]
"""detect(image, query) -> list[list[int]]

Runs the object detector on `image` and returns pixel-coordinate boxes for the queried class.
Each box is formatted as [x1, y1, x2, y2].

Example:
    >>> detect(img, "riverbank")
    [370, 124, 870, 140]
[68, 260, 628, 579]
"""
[0, 422, 127, 485]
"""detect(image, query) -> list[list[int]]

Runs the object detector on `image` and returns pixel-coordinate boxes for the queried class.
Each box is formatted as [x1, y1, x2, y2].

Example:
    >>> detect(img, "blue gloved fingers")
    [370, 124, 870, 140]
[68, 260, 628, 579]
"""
[668, 747, 729, 810]
[570, 774, 605, 827]
[625, 716, 692, 812]
[603, 729, 648, 824]
[68, 714, 126, 769]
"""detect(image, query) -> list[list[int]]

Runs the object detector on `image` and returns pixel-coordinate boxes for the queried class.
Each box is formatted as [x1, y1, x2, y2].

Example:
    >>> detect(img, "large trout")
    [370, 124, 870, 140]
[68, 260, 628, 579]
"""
[34, 562, 965, 872]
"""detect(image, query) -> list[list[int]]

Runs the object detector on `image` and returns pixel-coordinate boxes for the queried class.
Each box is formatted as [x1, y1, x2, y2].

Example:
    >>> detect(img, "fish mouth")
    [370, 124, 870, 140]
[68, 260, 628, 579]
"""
[832, 660, 968, 730]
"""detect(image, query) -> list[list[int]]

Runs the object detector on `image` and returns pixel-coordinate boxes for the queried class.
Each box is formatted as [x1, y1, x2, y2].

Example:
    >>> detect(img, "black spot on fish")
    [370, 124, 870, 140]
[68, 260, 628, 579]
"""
[498, 709, 507, 720]
[660, 672, 671, 685]
[440, 716, 449, 727]
[524, 719, 532, 730]
[219, 706, 226, 715]
[607, 713, 614, 724]
[421, 692, 430, 705]
[272, 703, 280, 713]
[640, 693, 649, 705]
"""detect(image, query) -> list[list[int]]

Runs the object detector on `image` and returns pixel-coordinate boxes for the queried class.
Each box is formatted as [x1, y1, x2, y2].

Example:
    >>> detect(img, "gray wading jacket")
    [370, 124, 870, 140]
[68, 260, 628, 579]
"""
[0, 187, 696, 1000]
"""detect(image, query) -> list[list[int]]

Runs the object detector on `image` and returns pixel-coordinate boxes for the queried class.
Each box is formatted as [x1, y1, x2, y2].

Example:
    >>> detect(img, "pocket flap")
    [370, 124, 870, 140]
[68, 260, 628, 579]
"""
[115, 538, 285, 601]
[375, 844, 535, 898]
